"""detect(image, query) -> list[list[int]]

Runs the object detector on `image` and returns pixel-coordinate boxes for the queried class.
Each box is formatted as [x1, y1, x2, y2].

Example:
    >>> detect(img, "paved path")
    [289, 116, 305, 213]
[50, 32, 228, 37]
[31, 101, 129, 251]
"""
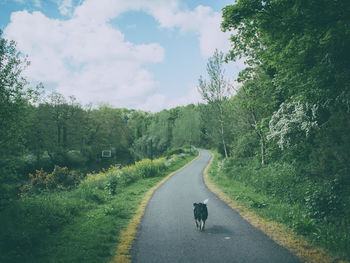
[131, 150, 301, 263]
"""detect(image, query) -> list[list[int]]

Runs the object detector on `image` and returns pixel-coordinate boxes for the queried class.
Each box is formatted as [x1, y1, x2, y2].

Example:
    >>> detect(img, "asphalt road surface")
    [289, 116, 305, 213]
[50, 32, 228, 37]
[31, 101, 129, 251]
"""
[131, 150, 301, 263]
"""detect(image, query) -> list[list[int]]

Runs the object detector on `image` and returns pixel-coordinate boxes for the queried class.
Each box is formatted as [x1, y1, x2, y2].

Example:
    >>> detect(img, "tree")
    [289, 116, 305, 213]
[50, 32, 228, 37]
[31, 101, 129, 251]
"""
[222, 0, 350, 107]
[149, 110, 172, 155]
[0, 30, 30, 157]
[172, 105, 201, 147]
[222, 0, 350, 176]
[198, 50, 230, 158]
[86, 105, 132, 164]
[0, 30, 33, 206]
[234, 67, 281, 165]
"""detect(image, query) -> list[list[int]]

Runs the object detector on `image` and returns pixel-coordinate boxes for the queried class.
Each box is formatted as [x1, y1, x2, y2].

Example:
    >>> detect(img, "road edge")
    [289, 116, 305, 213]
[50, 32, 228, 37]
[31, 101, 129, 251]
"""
[110, 151, 201, 263]
[202, 150, 347, 263]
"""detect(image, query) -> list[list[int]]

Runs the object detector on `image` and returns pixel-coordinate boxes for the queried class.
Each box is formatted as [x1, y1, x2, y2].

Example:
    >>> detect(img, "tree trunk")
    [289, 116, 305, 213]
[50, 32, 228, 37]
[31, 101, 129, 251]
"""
[250, 106, 265, 165]
[219, 122, 228, 158]
[219, 105, 228, 159]
[260, 137, 265, 165]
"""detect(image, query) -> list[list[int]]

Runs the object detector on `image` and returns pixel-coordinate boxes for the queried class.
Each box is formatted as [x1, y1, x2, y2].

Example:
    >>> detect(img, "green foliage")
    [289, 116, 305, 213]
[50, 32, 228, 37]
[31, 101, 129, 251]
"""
[209, 151, 350, 260]
[222, 0, 350, 105]
[222, 154, 348, 223]
[0, 192, 82, 262]
[172, 105, 201, 147]
[214, 2, 350, 259]
[166, 147, 185, 158]
[0, 150, 196, 263]
[229, 131, 258, 160]
[304, 177, 346, 221]
[134, 158, 166, 179]
[0, 30, 30, 157]
[21, 166, 80, 193]
[0, 30, 41, 207]
[222, 157, 307, 204]
[221, 0, 350, 170]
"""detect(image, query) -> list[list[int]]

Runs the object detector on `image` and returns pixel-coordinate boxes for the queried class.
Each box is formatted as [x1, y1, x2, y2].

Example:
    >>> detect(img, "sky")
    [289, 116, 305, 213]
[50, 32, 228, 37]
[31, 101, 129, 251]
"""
[0, 0, 244, 112]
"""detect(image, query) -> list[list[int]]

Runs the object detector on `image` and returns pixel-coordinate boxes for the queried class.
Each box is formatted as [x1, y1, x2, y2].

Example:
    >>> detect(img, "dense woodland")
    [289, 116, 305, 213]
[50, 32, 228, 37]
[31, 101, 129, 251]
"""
[1, 0, 350, 260]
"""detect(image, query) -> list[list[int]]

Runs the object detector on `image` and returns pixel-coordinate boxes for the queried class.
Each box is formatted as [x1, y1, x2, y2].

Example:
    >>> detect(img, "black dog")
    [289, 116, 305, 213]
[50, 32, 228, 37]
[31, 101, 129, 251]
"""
[193, 199, 208, 231]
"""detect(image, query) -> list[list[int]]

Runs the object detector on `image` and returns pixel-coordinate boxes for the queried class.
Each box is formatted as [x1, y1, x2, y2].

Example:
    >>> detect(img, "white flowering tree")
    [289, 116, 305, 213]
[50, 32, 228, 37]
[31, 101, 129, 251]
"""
[267, 101, 319, 150]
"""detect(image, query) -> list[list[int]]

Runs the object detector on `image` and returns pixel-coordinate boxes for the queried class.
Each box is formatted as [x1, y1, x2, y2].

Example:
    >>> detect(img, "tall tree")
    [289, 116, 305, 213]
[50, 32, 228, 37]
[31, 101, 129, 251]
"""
[0, 30, 34, 206]
[0, 30, 30, 158]
[198, 50, 230, 158]
[222, 0, 350, 107]
[233, 67, 280, 165]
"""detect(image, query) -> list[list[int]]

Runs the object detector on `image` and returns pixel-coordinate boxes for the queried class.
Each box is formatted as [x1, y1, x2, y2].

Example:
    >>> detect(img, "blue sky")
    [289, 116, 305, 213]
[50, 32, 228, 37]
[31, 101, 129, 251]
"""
[1, 0, 243, 111]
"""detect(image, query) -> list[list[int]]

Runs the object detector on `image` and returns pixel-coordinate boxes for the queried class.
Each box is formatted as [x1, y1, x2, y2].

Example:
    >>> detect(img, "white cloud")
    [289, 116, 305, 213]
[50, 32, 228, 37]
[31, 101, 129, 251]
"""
[58, 0, 73, 16]
[138, 93, 166, 112]
[4, 0, 234, 110]
[147, 4, 231, 58]
[4, 9, 164, 108]
[72, 0, 229, 58]
[138, 86, 203, 112]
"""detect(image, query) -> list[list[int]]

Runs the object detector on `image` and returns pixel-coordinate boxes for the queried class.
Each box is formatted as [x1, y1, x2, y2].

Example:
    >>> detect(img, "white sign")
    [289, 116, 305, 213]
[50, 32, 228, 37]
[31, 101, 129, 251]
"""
[102, 150, 112, 158]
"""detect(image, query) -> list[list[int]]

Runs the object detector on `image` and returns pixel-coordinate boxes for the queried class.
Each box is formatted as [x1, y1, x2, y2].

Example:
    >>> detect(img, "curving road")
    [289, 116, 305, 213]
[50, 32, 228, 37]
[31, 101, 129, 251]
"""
[131, 150, 301, 263]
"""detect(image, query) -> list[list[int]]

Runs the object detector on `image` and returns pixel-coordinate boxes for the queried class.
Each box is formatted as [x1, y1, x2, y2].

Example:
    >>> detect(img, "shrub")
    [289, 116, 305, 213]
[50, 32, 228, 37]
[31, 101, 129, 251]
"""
[304, 177, 346, 221]
[77, 183, 107, 204]
[119, 166, 139, 185]
[166, 148, 184, 159]
[23, 166, 80, 193]
[222, 158, 307, 204]
[105, 174, 119, 195]
[134, 158, 166, 178]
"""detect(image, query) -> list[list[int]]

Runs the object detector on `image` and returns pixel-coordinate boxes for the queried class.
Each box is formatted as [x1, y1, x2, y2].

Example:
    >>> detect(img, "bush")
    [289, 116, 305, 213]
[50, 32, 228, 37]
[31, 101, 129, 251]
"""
[76, 182, 108, 204]
[304, 177, 346, 221]
[119, 167, 139, 186]
[134, 158, 166, 178]
[0, 193, 81, 262]
[105, 174, 119, 195]
[22, 166, 81, 193]
[85, 156, 169, 195]
[222, 158, 307, 204]
[166, 148, 185, 159]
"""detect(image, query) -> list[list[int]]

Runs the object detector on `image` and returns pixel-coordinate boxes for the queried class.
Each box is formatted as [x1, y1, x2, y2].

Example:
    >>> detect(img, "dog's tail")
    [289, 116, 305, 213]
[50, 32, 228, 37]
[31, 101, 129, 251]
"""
[203, 198, 209, 204]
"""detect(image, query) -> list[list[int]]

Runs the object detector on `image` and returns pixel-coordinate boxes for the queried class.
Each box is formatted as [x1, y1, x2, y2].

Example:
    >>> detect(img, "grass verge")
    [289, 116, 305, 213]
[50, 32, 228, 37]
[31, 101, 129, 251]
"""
[0, 151, 198, 263]
[203, 150, 349, 263]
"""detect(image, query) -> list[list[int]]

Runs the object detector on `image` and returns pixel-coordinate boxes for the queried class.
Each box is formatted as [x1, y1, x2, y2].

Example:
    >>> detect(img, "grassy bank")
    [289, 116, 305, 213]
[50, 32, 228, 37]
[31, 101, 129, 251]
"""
[0, 149, 197, 263]
[206, 150, 349, 263]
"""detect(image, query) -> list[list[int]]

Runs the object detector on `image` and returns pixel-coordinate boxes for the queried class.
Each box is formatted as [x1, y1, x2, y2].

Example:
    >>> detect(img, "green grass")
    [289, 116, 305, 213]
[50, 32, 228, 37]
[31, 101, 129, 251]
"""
[0, 151, 197, 263]
[208, 150, 350, 262]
